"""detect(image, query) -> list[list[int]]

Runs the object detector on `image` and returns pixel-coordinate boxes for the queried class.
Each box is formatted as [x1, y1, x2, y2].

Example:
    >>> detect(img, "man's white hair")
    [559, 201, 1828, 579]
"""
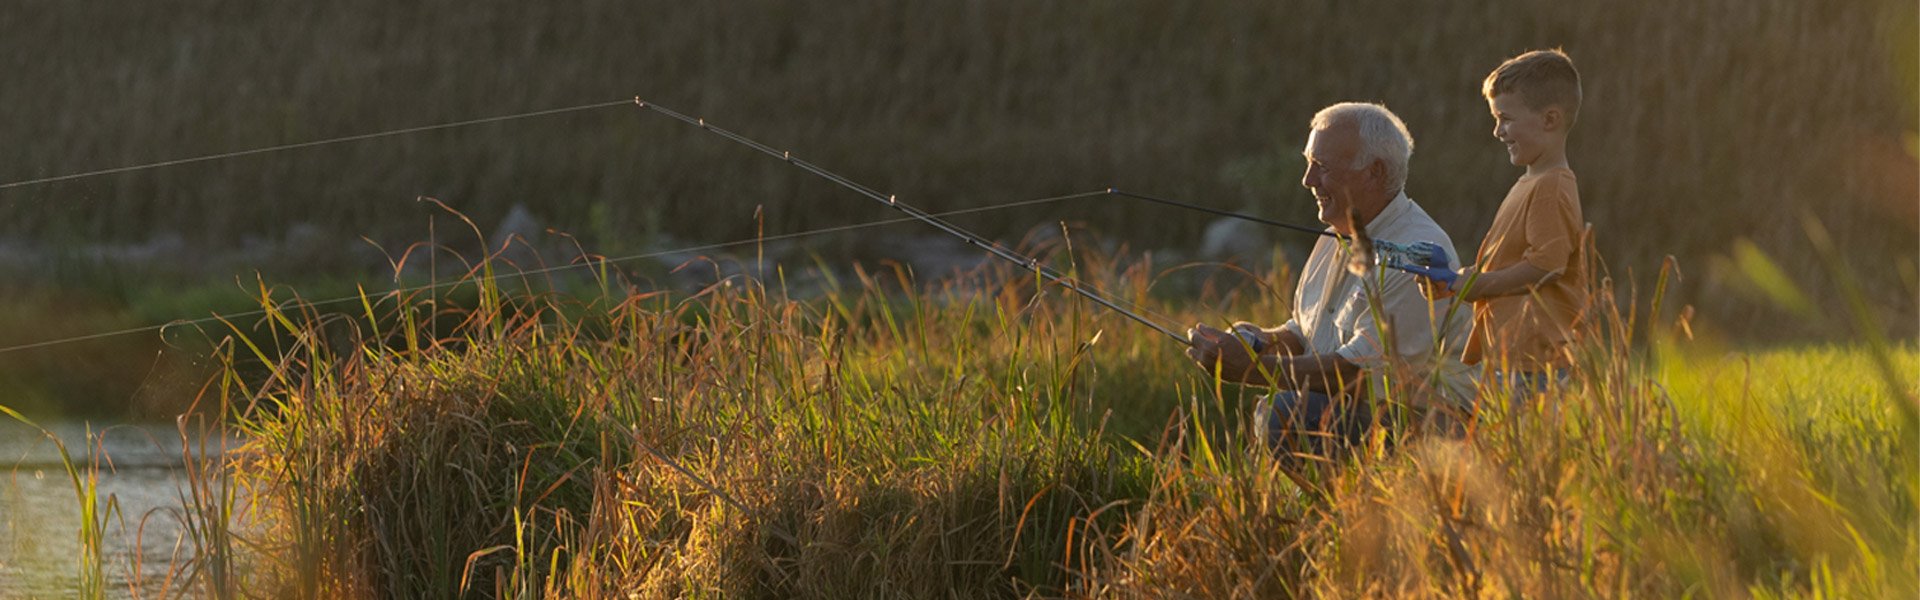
[1310, 102, 1414, 195]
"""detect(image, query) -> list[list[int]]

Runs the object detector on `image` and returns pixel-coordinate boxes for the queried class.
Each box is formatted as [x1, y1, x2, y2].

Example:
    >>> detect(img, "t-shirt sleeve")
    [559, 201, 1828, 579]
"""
[1521, 177, 1582, 275]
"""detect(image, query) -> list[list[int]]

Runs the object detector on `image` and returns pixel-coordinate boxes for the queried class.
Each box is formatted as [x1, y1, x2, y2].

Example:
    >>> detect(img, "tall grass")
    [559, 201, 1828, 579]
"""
[212, 239, 1176, 597]
[0, 408, 119, 600]
[152, 229, 1915, 598]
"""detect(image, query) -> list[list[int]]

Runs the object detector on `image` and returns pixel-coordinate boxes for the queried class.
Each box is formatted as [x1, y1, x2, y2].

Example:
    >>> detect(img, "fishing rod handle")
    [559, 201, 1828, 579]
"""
[1232, 326, 1267, 353]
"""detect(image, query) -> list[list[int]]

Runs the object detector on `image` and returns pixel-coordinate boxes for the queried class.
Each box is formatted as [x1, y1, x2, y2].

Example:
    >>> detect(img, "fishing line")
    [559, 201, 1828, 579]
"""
[0, 99, 637, 191]
[633, 99, 1193, 345]
[0, 191, 1108, 356]
[1105, 188, 1339, 240]
[0, 90, 1394, 353]
[1106, 187, 1450, 279]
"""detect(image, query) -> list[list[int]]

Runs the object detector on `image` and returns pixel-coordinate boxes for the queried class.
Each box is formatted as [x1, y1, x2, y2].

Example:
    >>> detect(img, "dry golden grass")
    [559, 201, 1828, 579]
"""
[161, 237, 1914, 598]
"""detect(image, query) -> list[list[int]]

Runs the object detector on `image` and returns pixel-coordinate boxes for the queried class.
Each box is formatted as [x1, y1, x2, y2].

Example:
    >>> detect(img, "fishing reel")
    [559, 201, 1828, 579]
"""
[1371, 239, 1449, 270]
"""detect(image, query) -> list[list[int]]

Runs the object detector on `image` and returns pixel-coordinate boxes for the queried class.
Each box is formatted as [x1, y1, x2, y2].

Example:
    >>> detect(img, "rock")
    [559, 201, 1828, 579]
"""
[488, 203, 591, 278]
[1199, 217, 1271, 263]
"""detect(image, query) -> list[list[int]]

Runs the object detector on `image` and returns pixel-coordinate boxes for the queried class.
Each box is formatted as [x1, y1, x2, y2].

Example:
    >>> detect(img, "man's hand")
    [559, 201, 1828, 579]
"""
[1229, 321, 1270, 353]
[1185, 323, 1258, 380]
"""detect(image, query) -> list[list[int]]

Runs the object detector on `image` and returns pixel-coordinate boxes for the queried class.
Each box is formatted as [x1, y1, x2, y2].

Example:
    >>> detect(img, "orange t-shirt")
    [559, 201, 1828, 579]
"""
[1463, 167, 1588, 370]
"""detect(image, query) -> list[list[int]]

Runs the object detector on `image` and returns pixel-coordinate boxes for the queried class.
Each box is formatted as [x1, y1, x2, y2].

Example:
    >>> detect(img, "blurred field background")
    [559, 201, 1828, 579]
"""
[0, 0, 1912, 325]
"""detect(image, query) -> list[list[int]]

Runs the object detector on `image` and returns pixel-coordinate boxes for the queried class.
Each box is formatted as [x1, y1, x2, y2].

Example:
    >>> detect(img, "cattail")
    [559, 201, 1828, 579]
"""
[1346, 206, 1374, 275]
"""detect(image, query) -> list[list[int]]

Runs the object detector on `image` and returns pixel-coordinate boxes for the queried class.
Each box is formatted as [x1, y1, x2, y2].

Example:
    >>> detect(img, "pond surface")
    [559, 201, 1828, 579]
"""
[1, 419, 251, 599]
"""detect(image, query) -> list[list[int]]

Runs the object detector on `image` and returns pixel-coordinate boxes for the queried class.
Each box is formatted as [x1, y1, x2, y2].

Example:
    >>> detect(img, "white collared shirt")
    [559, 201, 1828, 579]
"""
[1280, 193, 1473, 403]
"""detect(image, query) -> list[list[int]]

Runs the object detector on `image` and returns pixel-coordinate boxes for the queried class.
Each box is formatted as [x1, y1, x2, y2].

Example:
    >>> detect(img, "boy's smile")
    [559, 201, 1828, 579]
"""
[1488, 93, 1550, 168]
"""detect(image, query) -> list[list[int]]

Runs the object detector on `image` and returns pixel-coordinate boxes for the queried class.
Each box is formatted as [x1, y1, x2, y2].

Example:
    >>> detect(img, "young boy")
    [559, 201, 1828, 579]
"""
[1405, 49, 1589, 388]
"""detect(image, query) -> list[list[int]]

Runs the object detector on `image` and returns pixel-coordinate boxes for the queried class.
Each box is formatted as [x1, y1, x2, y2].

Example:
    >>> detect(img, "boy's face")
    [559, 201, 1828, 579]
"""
[1488, 93, 1551, 167]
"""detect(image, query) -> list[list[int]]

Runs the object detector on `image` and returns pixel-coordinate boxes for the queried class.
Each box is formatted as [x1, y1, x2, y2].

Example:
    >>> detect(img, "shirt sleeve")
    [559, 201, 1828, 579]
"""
[1521, 177, 1582, 275]
[1333, 268, 1444, 368]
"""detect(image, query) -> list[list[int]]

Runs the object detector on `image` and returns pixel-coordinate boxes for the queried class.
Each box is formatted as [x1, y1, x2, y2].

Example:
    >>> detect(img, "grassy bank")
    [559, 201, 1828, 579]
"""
[98, 241, 1904, 598]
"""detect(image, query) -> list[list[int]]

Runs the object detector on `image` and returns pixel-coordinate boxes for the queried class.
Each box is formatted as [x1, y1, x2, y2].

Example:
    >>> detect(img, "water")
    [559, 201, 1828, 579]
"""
[0, 419, 249, 599]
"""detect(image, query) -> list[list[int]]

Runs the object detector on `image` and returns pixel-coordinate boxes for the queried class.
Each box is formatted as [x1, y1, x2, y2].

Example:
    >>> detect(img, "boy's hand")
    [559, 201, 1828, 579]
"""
[1414, 267, 1468, 300]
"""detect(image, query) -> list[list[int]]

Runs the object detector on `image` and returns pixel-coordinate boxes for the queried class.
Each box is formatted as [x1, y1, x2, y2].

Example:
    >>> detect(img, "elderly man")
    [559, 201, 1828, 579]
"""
[1185, 102, 1471, 458]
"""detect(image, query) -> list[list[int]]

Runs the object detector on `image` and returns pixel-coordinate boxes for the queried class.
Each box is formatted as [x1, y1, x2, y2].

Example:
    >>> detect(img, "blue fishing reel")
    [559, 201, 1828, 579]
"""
[1373, 239, 1459, 286]
[1372, 239, 1446, 269]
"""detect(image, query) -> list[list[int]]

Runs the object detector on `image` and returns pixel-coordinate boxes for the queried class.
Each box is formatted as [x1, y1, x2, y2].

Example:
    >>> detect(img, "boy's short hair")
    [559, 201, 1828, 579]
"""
[1483, 49, 1582, 127]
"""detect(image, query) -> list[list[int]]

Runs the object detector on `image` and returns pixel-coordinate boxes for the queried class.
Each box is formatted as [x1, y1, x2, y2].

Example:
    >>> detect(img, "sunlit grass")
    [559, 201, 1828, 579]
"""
[65, 233, 1888, 598]
[0, 408, 117, 599]
[5, 204, 1914, 597]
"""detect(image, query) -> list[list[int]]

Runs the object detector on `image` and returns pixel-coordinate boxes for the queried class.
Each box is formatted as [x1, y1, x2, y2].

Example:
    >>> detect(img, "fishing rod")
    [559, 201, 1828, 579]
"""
[1104, 188, 1444, 272]
[0, 93, 1437, 353]
[1105, 188, 1333, 238]
[632, 98, 1194, 346]
[0, 192, 1115, 356]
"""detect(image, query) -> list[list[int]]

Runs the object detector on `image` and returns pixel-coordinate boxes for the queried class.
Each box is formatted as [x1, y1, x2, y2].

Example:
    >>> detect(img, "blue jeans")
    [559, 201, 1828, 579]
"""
[1253, 390, 1375, 459]
[1489, 369, 1567, 411]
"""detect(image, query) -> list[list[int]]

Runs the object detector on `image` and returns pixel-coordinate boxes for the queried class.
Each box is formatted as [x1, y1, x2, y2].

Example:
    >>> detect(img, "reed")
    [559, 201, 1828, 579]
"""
[124, 226, 1908, 597]
[0, 408, 116, 599]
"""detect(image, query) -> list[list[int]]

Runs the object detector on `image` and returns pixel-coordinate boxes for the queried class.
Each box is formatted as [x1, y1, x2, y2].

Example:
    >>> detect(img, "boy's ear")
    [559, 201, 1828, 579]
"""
[1542, 105, 1566, 132]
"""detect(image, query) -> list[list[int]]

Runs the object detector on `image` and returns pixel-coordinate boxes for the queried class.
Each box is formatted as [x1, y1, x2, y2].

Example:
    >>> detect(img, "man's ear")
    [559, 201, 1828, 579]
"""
[1366, 158, 1389, 183]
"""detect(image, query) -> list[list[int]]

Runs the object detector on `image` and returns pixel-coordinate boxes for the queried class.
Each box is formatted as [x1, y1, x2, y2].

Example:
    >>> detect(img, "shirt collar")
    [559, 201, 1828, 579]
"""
[1365, 191, 1414, 234]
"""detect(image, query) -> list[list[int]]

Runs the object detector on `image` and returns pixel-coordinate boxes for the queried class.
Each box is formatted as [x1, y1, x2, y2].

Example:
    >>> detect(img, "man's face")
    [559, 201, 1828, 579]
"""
[1489, 93, 1549, 167]
[1300, 126, 1368, 234]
